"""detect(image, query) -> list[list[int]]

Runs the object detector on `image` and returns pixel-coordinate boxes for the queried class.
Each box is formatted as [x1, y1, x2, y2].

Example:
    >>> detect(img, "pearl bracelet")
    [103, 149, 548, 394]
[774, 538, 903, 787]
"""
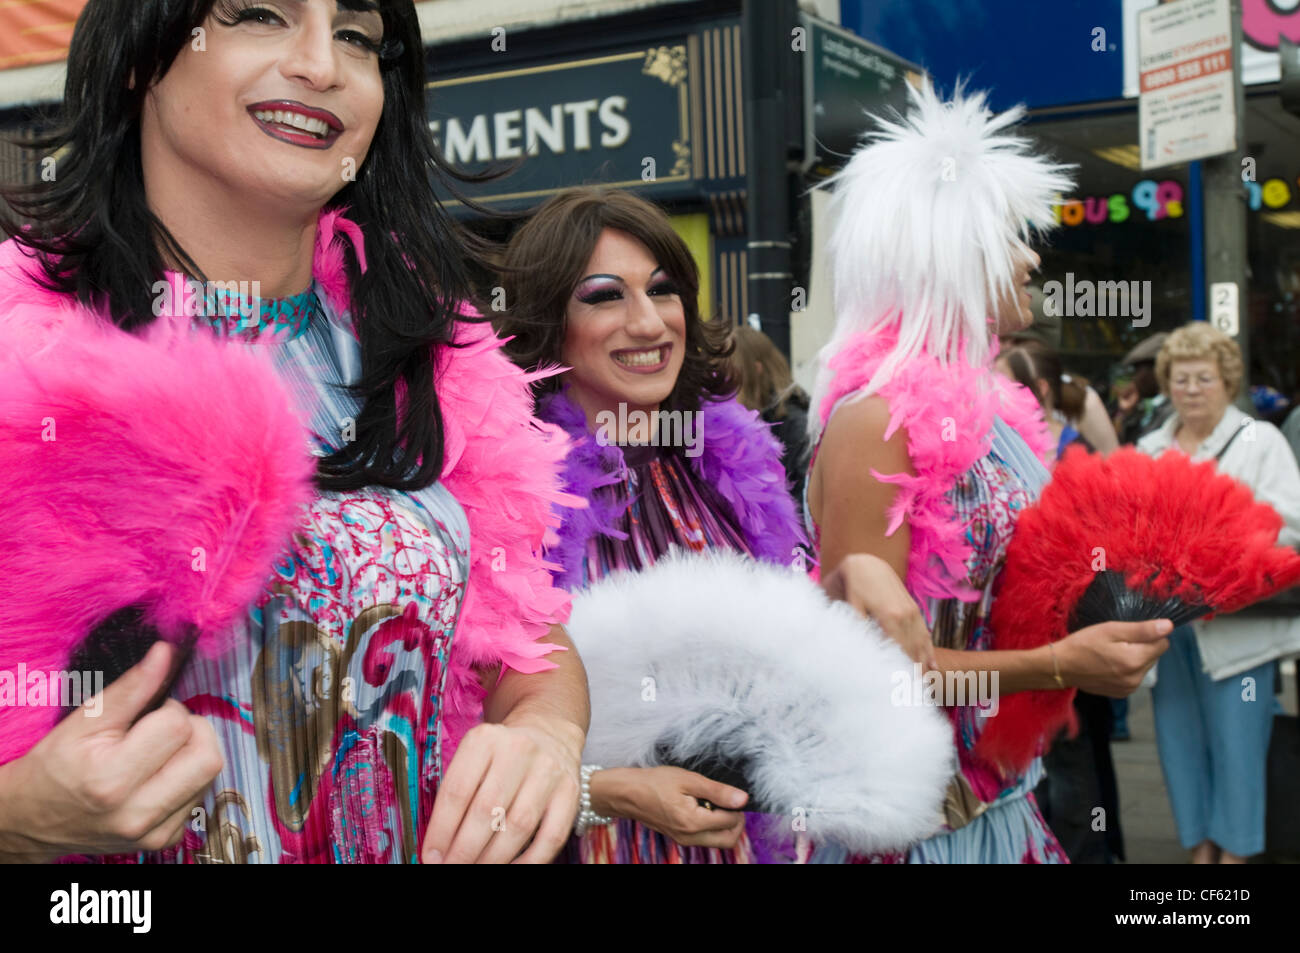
[574, 764, 614, 836]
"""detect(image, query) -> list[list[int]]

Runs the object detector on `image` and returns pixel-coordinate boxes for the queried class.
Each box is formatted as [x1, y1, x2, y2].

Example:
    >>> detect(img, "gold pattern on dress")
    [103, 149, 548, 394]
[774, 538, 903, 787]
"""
[194, 790, 263, 864]
[252, 600, 403, 831]
[929, 564, 1000, 830]
[930, 598, 979, 652]
[941, 773, 993, 831]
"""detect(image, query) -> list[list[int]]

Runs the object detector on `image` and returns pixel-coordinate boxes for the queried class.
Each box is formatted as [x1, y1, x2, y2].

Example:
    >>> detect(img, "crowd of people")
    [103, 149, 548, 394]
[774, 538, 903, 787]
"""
[0, 0, 1297, 866]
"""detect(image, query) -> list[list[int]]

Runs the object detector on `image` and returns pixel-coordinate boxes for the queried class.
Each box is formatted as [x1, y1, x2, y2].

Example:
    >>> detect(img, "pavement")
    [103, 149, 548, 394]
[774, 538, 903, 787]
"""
[1112, 659, 1298, 864]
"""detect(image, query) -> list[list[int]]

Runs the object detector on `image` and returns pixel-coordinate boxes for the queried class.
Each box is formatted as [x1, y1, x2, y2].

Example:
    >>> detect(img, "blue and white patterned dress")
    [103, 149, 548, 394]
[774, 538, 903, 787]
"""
[99, 284, 472, 864]
[807, 416, 1068, 864]
[903, 418, 1065, 864]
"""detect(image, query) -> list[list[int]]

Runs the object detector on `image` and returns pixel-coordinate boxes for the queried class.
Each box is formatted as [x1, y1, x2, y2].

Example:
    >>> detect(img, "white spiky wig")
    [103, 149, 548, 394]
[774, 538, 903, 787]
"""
[809, 79, 1075, 437]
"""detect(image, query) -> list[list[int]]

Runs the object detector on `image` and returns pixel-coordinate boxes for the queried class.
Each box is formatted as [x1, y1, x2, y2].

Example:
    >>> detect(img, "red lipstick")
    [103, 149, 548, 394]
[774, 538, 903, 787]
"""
[247, 100, 344, 150]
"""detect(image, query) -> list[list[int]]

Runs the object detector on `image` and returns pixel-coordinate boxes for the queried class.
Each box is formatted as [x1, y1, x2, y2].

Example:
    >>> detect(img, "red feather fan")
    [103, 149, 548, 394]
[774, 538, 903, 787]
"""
[976, 445, 1300, 775]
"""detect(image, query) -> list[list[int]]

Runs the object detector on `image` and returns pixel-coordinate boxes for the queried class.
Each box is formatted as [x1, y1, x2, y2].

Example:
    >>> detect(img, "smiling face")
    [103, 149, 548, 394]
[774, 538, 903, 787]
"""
[141, 0, 386, 215]
[560, 228, 688, 429]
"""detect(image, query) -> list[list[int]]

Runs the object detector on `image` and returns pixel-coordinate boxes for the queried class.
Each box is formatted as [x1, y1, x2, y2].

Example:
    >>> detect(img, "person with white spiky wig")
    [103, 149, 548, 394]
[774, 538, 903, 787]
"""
[808, 79, 1076, 420]
[803, 80, 1174, 863]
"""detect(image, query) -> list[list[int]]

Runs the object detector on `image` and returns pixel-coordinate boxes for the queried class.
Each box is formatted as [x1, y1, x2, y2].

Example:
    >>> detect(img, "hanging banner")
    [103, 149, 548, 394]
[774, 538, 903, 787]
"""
[0, 0, 86, 72]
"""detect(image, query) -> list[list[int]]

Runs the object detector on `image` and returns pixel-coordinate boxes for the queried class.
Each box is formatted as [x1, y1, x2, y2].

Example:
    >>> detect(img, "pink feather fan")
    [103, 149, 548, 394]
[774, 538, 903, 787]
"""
[0, 312, 315, 764]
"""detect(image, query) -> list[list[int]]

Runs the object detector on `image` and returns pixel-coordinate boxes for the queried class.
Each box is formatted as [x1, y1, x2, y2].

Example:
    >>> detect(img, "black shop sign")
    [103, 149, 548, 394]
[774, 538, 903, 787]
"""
[427, 44, 695, 209]
[801, 13, 924, 180]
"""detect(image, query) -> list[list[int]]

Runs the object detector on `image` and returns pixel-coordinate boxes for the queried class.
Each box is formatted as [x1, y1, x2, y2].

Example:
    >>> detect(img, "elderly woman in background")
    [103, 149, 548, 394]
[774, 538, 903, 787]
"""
[1138, 323, 1300, 864]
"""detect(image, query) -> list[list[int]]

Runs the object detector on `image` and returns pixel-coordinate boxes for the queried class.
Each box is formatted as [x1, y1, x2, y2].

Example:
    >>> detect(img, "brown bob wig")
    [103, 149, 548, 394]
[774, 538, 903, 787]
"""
[494, 186, 734, 412]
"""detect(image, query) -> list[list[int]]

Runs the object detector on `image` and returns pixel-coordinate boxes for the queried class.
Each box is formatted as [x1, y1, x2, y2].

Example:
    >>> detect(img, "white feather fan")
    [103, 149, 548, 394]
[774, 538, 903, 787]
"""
[565, 548, 956, 854]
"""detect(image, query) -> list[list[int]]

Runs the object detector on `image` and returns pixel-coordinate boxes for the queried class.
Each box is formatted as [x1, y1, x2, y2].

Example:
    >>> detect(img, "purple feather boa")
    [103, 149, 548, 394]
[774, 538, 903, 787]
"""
[537, 388, 807, 589]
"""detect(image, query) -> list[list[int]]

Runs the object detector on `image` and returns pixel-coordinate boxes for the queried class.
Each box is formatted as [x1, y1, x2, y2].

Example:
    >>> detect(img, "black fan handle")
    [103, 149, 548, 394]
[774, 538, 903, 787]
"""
[652, 743, 760, 812]
[61, 606, 198, 724]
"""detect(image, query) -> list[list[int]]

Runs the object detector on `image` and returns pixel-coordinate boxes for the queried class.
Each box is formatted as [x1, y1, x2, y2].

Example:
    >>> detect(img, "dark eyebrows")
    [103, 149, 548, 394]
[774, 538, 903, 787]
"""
[338, 5, 382, 32]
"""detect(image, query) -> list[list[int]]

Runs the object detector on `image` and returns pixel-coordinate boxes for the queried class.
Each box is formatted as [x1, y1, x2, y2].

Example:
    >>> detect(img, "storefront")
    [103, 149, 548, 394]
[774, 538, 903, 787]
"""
[1027, 92, 1300, 407]
[423, 1, 914, 374]
[423, 7, 753, 326]
[1028, 109, 1195, 389]
[0, 0, 910, 385]
[840, 0, 1300, 416]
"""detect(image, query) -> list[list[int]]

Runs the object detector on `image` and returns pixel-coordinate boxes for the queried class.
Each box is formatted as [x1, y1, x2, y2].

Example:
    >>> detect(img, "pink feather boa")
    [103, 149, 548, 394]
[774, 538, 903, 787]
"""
[429, 317, 580, 763]
[0, 209, 579, 767]
[815, 326, 1053, 615]
[313, 208, 582, 762]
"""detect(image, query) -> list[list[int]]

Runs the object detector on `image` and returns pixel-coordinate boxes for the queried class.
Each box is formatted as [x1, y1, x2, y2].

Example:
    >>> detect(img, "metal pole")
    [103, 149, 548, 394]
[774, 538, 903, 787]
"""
[742, 0, 798, 358]
[1188, 160, 1205, 322]
[1201, 0, 1250, 393]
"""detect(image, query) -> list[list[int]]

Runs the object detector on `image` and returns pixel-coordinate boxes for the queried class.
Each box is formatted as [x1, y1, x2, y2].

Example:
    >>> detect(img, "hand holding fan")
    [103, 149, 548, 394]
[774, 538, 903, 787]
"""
[975, 445, 1300, 775]
[566, 548, 956, 853]
[0, 319, 315, 765]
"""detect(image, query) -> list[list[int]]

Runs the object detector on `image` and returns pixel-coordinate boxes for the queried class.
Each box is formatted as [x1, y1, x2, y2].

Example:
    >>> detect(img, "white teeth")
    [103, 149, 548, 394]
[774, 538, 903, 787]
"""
[253, 109, 331, 138]
[615, 348, 663, 367]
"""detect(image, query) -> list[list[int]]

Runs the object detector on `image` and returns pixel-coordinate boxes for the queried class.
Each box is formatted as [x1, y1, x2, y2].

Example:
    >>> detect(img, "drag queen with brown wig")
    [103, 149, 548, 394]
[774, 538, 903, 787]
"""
[0, 0, 587, 864]
[496, 187, 953, 863]
[805, 82, 1173, 863]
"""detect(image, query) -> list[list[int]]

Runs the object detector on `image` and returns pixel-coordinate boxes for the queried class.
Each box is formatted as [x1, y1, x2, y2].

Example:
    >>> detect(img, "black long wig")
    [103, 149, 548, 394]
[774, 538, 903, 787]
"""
[1, 0, 501, 493]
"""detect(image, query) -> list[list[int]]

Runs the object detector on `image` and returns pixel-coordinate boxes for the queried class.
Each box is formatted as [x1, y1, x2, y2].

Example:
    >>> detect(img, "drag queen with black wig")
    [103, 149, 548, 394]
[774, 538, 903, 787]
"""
[805, 82, 1174, 863]
[496, 187, 955, 863]
[0, 0, 590, 864]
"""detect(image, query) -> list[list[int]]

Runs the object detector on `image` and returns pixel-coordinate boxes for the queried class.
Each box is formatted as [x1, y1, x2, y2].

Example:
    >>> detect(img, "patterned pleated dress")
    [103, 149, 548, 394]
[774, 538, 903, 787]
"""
[806, 416, 1068, 863]
[88, 286, 471, 863]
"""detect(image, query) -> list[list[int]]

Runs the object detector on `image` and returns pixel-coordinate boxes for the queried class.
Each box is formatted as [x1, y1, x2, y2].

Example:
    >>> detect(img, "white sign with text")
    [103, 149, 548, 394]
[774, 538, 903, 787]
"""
[1210, 281, 1240, 336]
[1125, 0, 1299, 92]
[1138, 0, 1236, 169]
